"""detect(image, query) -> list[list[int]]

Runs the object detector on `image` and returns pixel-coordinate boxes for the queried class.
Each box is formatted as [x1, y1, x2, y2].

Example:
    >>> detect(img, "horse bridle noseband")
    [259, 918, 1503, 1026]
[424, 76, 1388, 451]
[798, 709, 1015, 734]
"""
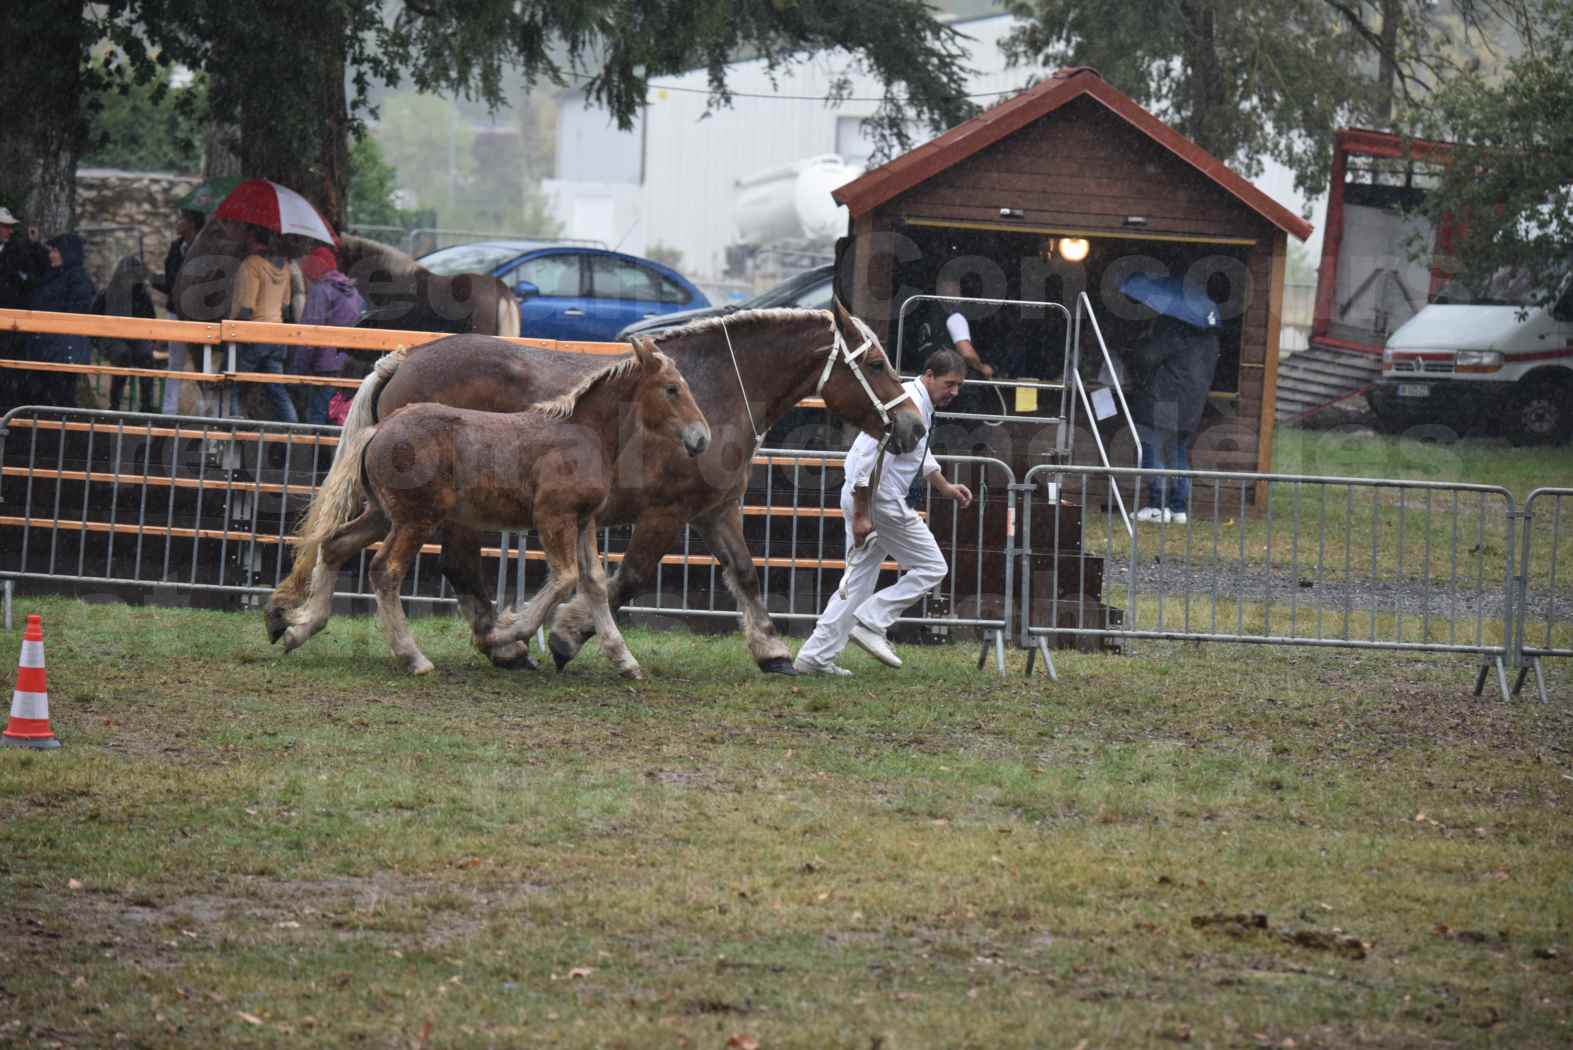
[719, 312, 914, 447]
[813, 313, 915, 432]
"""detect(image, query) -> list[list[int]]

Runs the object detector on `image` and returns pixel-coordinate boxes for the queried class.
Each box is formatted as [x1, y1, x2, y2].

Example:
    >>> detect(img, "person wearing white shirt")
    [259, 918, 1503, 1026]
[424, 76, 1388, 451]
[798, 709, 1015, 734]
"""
[794, 349, 974, 676]
[936, 273, 994, 379]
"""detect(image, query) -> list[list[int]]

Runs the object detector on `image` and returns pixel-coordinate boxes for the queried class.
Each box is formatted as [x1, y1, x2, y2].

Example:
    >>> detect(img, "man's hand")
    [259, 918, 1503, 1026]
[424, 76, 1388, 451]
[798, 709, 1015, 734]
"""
[851, 511, 874, 550]
[946, 482, 974, 510]
[976, 362, 994, 379]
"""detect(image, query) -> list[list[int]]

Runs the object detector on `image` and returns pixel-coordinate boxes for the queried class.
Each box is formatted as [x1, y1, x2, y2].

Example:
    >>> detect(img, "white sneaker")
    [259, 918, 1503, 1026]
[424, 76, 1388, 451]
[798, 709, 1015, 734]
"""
[850, 622, 903, 668]
[793, 657, 853, 677]
[1169, 510, 1188, 524]
[1135, 507, 1170, 523]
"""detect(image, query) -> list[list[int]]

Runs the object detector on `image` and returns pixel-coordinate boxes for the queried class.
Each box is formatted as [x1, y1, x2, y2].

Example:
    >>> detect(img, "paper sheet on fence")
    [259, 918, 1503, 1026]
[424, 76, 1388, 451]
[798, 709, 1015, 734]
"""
[1091, 387, 1117, 420]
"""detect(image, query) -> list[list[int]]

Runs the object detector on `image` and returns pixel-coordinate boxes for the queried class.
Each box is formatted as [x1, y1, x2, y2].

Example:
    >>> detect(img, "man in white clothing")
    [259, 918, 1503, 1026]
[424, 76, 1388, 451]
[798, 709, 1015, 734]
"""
[794, 349, 973, 676]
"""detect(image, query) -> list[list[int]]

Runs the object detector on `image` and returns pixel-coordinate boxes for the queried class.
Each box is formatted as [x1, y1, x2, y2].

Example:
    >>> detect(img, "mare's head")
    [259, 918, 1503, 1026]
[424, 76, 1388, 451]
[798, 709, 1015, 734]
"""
[821, 300, 925, 454]
[632, 335, 710, 457]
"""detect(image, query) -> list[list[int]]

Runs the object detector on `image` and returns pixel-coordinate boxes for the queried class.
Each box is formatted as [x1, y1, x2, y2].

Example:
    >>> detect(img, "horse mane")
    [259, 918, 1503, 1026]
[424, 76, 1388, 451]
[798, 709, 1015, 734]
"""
[529, 352, 657, 420]
[645, 307, 831, 346]
[337, 233, 426, 278]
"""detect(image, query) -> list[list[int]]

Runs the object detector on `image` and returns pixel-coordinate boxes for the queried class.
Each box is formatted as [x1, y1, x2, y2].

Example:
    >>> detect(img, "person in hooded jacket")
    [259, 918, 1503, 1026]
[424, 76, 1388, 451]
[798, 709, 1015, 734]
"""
[92, 255, 159, 413]
[292, 246, 365, 425]
[25, 233, 97, 407]
[229, 224, 298, 426]
[1125, 312, 1219, 524]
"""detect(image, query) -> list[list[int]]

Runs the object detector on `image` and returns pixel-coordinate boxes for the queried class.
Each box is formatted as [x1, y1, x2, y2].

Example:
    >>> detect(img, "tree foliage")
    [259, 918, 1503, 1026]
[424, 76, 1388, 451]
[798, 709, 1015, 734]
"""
[999, 0, 1520, 197]
[81, 0, 975, 226]
[1412, 0, 1573, 301]
[82, 68, 205, 174]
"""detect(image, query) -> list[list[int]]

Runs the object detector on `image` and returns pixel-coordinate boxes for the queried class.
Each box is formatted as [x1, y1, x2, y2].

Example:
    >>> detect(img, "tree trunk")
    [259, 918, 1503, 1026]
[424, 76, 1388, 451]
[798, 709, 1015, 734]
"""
[1177, 0, 1231, 159]
[0, 0, 87, 235]
[1375, 0, 1400, 125]
[228, 1, 350, 230]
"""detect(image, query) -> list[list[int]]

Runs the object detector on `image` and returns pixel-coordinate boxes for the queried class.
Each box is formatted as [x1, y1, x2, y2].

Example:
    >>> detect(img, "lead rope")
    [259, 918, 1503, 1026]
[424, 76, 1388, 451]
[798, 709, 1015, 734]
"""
[720, 318, 767, 447]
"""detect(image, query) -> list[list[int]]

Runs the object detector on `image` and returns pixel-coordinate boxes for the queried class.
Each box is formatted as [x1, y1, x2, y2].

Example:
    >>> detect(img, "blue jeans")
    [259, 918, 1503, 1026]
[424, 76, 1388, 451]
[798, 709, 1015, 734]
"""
[1138, 425, 1192, 514]
[233, 345, 298, 425]
[303, 381, 336, 426]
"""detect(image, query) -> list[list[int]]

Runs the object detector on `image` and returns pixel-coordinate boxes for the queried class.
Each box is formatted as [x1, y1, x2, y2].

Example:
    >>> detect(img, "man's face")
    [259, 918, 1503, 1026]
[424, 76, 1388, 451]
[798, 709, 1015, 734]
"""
[0, 224, 11, 243]
[922, 368, 965, 409]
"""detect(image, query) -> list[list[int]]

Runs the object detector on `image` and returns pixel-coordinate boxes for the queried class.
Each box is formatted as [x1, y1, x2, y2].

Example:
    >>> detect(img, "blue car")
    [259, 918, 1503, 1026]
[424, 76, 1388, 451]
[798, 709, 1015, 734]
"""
[417, 241, 710, 342]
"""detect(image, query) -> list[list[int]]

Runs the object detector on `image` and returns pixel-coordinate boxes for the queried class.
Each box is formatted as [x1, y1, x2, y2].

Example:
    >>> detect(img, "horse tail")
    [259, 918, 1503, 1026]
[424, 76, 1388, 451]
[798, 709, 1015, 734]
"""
[269, 348, 405, 616]
[497, 285, 520, 337]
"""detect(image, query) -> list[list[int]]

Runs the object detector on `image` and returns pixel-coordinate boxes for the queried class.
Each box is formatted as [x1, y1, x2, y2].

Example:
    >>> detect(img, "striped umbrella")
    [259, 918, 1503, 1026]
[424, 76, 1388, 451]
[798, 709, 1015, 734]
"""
[212, 178, 337, 245]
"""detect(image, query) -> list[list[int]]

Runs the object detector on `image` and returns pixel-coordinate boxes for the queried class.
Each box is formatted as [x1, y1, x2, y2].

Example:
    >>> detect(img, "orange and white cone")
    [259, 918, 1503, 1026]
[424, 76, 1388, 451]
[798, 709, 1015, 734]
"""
[4, 615, 60, 750]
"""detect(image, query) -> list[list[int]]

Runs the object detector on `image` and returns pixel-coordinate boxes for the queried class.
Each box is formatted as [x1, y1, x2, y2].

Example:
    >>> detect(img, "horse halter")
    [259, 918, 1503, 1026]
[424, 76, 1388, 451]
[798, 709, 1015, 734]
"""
[718, 311, 913, 448]
[813, 312, 914, 431]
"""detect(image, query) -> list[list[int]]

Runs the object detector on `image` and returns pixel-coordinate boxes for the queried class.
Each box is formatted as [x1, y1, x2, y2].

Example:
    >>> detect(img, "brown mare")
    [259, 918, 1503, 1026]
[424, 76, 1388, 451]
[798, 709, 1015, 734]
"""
[283, 337, 709, 678]
[170, 221, 520, 336]
[267, 307, 925, 674]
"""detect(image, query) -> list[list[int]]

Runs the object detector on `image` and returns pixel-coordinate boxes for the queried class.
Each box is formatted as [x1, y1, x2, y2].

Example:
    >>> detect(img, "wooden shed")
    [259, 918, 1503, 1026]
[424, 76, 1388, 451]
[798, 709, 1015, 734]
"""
[833, 66, 1313, 481]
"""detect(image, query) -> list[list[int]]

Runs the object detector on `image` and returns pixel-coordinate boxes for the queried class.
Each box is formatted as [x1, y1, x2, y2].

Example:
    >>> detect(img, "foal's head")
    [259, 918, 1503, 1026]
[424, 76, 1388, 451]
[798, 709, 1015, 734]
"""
[631, 335, 710, 457]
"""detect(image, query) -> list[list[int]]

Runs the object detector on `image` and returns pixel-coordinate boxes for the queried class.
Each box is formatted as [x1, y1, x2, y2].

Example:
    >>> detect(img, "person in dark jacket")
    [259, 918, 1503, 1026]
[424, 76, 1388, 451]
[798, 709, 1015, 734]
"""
[25, 233, 97, 407]
[153, 208, 203, 416]
[0, 206, 51, 410]
[1126, 313, 1219, 524]
[92, 255, 159, 413]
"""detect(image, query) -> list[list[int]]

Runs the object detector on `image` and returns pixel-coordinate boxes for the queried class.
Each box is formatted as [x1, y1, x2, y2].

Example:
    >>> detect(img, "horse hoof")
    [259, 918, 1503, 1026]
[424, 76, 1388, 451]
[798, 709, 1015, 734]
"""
[546, 630, 579, 660]
[621, 666, 645, 681]
[409, 658, 435, 676]
[548, 634, 575, 673]
[759, 656, 800, 676]
[489, 648, 539, 672]
[265, 606, 288, 644]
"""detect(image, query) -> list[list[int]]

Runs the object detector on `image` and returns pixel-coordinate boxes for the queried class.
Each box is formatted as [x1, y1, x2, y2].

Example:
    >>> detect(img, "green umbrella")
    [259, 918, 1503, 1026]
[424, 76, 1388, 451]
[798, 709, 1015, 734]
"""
[172, 175, 246, 215]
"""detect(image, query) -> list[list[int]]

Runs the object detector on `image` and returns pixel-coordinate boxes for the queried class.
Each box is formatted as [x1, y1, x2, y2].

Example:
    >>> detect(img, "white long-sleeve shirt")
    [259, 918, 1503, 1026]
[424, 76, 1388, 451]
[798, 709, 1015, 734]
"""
[842, 378, 940, 504]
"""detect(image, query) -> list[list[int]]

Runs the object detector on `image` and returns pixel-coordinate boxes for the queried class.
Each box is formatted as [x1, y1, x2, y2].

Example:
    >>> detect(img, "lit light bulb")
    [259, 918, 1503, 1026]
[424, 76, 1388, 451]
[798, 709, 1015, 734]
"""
[1059, 237, 1090, 262]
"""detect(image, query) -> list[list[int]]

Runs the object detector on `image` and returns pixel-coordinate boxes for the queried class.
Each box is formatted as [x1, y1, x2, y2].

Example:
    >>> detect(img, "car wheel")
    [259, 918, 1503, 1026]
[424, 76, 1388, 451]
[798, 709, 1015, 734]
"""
[1507, 381, 1573, 446]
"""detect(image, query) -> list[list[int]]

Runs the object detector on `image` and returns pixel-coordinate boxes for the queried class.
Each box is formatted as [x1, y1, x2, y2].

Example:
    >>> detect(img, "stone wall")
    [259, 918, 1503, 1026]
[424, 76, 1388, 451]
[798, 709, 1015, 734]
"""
[75, 168, 201, 301]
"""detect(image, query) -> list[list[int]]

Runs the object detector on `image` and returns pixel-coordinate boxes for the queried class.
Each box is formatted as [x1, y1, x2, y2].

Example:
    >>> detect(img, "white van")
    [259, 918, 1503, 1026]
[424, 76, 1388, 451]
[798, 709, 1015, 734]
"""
[1369, 275, 1573, 444]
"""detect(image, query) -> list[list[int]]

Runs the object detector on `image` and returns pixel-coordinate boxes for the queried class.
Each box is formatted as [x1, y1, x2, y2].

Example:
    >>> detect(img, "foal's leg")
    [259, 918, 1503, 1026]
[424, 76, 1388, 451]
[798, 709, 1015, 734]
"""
[508, 514, 582, 659]
[548, 510, 680, 668]
[575, 520, 642, 679]
[370, 524, 437, 675]
[281, 506, 390, 654]
[439, 525, 538, 671]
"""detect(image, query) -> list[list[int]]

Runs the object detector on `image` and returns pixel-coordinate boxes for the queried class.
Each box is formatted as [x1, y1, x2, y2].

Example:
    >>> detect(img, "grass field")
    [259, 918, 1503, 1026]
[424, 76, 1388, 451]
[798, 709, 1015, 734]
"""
[1, 595, 1570, 1048]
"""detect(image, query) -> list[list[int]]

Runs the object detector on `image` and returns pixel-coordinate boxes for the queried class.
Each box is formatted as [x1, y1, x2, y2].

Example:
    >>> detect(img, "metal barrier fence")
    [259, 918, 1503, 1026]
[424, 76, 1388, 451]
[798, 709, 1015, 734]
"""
[1514, 487, 1573, 702]
[1018, 463, 1527, 699]
[3, 402, 1568, 696]
[0, 409, 1017, 669]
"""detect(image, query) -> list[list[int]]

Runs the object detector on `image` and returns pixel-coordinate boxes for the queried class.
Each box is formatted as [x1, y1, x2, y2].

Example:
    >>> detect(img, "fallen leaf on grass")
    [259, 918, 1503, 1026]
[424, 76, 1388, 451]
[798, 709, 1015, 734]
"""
[1484, 868, 1511, 881]
[237, 1011, 264, 1026]
[67, 879, 83, 891]
[568, 967, 593, 979]
[726, 1035, 760, 1050]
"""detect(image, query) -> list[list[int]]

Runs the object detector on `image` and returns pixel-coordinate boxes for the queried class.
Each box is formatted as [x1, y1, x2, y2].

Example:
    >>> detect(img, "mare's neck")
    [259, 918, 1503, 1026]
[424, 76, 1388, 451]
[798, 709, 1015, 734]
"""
[699, 318, 831, 431]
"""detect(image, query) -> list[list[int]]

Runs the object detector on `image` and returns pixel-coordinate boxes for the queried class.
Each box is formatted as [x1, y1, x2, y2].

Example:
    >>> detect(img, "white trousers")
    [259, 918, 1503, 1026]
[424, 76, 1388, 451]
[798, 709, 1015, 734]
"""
[796, 491, 948, 667]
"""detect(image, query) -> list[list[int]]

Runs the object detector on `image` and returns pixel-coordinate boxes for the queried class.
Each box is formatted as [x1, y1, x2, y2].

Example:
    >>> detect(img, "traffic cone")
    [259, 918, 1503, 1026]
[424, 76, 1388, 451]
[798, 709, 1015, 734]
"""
[3, 615, 60, 750]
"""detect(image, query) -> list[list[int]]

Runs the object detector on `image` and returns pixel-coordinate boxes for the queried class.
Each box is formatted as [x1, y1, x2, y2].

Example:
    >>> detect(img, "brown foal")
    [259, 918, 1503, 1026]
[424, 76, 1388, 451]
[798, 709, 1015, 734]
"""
[282, 336, 709, 678]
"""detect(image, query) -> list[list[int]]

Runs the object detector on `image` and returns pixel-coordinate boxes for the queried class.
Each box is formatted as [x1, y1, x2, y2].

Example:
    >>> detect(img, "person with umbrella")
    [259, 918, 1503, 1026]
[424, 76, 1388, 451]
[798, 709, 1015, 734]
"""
[229, 224, 299, 430]
[213, 180, 336, 439]
[1119, 272, 1221, 525]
